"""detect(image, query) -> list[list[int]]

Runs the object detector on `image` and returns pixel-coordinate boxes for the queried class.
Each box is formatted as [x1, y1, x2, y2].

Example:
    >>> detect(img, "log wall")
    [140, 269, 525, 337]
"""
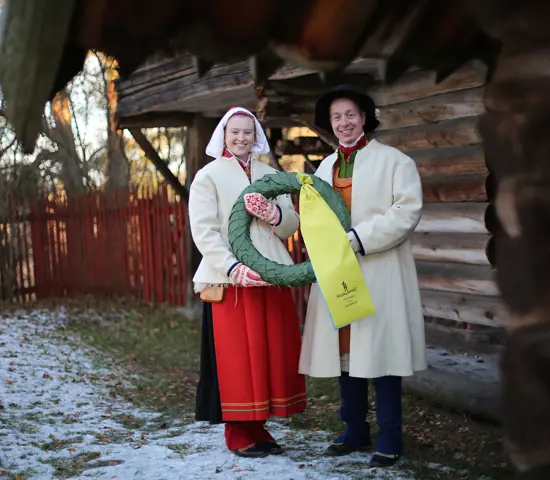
[370, 61, 504, 330]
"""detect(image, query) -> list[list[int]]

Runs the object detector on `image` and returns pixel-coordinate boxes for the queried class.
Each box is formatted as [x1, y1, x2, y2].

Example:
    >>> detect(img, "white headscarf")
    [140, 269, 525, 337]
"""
[205, 107, 270, 159]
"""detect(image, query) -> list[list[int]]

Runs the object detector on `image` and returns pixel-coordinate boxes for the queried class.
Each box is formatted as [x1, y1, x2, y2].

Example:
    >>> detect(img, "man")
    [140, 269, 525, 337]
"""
[299, 85, 427, 467]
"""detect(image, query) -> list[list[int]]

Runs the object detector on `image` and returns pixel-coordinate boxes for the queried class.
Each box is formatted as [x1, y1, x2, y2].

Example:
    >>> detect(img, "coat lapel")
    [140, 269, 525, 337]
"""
[317, 152, 338, 185]
[219, 156, 250, 191]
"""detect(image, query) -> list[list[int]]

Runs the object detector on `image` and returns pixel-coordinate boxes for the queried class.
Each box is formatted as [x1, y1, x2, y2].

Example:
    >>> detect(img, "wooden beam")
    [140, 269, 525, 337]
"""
[377, 87, 485, 132]
[420, 289, 507, 327]
[416, 261, 498, 297]
[117, 61, 261, 118]
[422, 174, 488, 203]
[259, 72, 373, 99]
[416, 203, 489, 234]
[296, 121, 338, 150]
[375, 116, 482, 153]
[117, 111, 195, 129]
[128, 127, 188, 201]
[275, 136, 333, 157]
[413, 232, 490, 266]
[411, 145, 487, 178]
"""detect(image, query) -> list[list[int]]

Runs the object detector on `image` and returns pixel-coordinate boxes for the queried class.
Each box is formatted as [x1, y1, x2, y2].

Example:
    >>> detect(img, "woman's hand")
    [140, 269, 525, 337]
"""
[229, 263, 271, 287]
[244, 193, 281, 225]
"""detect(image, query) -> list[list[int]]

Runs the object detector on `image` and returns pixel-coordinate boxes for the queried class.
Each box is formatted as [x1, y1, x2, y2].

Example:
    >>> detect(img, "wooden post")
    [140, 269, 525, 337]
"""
[470, 2, 550, 476]
[185, 115, 218, 306]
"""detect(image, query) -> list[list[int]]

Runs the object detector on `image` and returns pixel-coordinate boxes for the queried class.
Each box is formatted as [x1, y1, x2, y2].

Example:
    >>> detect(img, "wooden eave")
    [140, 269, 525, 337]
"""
[115, 53, 383, 128]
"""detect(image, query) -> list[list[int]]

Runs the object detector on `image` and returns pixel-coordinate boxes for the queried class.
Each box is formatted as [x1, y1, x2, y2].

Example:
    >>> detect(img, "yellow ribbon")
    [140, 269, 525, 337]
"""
[296, 172, 375, 329]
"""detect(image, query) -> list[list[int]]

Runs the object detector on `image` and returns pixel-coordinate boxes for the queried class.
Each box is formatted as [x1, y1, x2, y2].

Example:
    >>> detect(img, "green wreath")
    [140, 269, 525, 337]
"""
[227, 171, 351, 287]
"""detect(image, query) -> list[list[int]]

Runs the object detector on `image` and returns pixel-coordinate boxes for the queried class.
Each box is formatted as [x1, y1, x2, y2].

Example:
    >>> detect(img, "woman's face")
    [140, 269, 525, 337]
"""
[225, 114, 255, 158]
[329, 98, 366, 144]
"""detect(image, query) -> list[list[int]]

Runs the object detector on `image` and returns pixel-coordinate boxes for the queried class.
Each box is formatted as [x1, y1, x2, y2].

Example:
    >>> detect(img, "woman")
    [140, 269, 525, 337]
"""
[299, 85, 427, 467]
[189, 106, 306, 458]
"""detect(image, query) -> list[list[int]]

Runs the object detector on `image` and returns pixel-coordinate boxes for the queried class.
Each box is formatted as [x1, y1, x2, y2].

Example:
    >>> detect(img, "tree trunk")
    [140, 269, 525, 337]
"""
[101, 57, 130, 293]
[103, 59, 129, 190]
[50, 89, 85, 196]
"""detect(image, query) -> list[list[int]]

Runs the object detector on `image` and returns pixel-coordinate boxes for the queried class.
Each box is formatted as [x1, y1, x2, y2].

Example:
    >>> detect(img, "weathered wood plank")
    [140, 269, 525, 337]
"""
[412, 145, 486, 177]
[116, 111, 195, 129]
[413, 232, 490, 265]
[118, 55, 196, 93]
[375, 116, 481, 152]
[420, 289, 507, 327]
[377, 87, 485, 131]
[370, 61, 487, 107]
[275, 136, 333, 157]
[117, 62, 256, 118]
[422, 174, 488, 203]
[416, 203, 488, 234]
[416, 261, 498, 297]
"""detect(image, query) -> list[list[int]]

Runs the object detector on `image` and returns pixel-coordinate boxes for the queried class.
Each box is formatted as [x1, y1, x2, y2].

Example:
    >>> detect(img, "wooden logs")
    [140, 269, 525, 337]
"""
[420, 289, 507, 327]
[368, 61, 487, 107]
[422, 174, 488, 203]
[416, 203, 488, 234]
[376, 116, 481, 153]
[413, 232, 490, 265]
[416, 261, 498, 297]
[412, 145, 486, 177]
[377, 87, 485, 131]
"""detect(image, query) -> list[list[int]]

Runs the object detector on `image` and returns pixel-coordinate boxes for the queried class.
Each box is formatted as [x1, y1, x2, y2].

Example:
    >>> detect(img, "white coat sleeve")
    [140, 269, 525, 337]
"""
[188, 170, 239, 275]
[272, 193, 300, 240]
[352, 154, 422, 255]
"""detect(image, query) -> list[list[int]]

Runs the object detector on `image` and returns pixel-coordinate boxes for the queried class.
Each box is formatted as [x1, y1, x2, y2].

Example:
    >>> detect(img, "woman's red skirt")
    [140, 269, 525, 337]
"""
[212, 285, 306, 422]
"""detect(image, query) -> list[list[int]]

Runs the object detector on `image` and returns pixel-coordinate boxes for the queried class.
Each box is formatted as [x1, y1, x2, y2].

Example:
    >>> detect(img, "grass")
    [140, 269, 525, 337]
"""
[48, 298, 514, 479]
[59, 297, 201, 417]
[42, 451, 103, 479]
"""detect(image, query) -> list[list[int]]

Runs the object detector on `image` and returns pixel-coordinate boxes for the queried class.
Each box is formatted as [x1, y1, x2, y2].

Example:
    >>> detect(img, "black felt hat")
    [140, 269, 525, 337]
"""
[314, 85, 380, 134]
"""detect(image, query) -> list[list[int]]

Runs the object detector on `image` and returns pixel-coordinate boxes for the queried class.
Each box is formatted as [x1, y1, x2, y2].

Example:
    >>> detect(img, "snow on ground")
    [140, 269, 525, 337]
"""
[0, 309, 452, 479]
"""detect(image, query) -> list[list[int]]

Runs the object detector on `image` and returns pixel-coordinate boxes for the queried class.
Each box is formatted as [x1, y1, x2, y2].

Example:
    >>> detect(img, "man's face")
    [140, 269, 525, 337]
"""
[329, 97, 366, 144]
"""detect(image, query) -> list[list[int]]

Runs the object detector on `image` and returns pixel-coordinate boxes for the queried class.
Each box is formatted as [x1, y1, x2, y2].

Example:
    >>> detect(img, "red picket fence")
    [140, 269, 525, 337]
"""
[0, 186, 310, 323]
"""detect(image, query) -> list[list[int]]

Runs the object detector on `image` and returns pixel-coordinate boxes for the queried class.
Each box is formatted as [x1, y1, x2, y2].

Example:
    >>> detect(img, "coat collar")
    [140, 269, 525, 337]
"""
[319, 139, 379, 184]
[218, 154, 263, 184]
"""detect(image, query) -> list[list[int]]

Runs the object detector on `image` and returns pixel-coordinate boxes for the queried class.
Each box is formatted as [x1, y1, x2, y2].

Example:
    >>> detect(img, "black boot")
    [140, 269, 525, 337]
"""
[369, 452, 400, 468]
[257, 441, 283, 455]
[326, 441, 372, 456]
[231, 445, 269, 458]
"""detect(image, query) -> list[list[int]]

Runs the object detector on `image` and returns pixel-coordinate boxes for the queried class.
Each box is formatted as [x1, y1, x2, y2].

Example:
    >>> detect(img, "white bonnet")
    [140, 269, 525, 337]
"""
[205, 107, 270, 159]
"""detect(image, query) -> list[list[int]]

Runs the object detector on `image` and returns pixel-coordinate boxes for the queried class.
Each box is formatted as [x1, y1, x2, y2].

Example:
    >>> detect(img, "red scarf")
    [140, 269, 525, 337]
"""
[338, 134, 367, 163]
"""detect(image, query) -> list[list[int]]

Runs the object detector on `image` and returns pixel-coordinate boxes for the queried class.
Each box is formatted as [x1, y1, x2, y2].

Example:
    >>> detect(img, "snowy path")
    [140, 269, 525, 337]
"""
[0, 310, 447, 479]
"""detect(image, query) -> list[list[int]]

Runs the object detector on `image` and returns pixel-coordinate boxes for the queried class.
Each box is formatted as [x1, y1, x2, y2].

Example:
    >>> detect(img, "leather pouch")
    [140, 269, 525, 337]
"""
[200, 285, 225, 303]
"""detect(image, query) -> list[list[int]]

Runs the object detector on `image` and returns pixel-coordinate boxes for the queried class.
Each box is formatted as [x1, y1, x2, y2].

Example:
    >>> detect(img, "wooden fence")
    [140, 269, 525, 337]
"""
[0, 186, 311, 321]
[0, 186, 189, 306]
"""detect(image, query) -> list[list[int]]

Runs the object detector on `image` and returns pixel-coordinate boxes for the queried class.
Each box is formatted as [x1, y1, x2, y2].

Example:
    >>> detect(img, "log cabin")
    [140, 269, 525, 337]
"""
[115, 52, 504, 353]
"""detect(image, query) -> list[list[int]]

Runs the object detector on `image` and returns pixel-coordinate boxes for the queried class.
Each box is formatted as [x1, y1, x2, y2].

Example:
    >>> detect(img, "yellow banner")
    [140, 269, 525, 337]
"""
[297, 173, 375, 329]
